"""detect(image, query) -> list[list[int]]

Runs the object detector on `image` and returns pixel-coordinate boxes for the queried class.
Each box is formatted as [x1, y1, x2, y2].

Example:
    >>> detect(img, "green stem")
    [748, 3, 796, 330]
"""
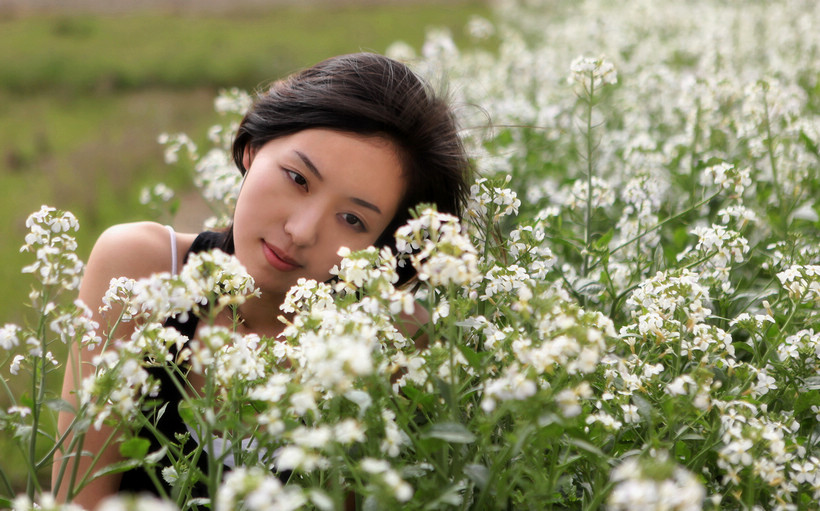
[37, 412, 82, 472]
[204, 369, 219, 499]
[64, 426, 86, 500]
[0, 370, 15, 405]
[582, 73, 596, 280]
[474, 430, 516, 509]
[69, 428, 118, 499]
[583, 479, 614, 511]
[27, 285, 52, 498]
[604, 190, 721, 261]
[761, 86, 784, 213]
[689, 100, 702, 204]
[776, 299, 799, 345]
[0, 465, 14, 496]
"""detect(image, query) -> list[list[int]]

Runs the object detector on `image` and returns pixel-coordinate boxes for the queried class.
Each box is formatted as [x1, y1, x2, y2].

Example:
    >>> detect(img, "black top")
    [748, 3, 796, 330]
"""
[117, 231, 222, 497]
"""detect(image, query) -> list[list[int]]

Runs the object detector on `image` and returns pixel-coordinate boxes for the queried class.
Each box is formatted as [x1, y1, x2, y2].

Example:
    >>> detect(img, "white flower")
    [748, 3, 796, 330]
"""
[380, 409, 409, 457]
[139, 183, 175, 206]
[289, 389, 317, 416]
[608, 455, 705, 511]
[19, 207, 84, 290]
[480, 365, 537, 412]
[361, 458, 390, 474]
[751, 366, 777, 397]
[217, 466, 306, 511]
[214, 87, 252, 115]
[0, 323, 21, 350]
[13, 492, 86, 511]
[395, 209, 481, 287]
[361, 458, 413, 502]
[621, 404, 640, 424]
[161, 466, 179, 485]
[8, 405, 31, 418]
[556, 388, 583, 418]
[568, 56, 618, 88]
[333, 419, 366, 444]
[291, 425, 333, 449]
[466, 15, 495, 40]
[666, 375, 694, 396]
[9, 354, 25, 375]
[699, 162, 752, 197]
[158, 132, 197, 164]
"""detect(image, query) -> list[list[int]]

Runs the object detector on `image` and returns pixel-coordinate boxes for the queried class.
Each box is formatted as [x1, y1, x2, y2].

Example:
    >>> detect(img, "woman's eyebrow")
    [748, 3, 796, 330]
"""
[294, 149, 384, 215]
[351, 197, 382, 215]
[294, 150, 323, 181]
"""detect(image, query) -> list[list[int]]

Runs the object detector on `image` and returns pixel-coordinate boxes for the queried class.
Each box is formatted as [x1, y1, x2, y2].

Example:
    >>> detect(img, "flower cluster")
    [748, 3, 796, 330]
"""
[20, 206, 83, 292]
[216, 467, 306, 511]
[607, 453, 705, 511]
[395, 208, 481, 287]
[676, 224, 750, 292]
[777, 265, 820, 303]
[568, 56, 618, 89]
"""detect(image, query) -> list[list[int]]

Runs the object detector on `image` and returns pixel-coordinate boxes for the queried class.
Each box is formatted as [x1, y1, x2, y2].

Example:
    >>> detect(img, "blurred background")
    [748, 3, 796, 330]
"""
[0, 0, 489, 492]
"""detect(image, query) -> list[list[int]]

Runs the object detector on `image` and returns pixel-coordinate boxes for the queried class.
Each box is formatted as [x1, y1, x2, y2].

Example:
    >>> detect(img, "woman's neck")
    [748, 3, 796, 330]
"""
[233, 291, 289, 339]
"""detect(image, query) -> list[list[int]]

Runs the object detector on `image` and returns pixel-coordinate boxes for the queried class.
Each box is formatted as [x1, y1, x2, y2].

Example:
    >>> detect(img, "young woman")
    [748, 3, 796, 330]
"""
[54, 52, 471, 506]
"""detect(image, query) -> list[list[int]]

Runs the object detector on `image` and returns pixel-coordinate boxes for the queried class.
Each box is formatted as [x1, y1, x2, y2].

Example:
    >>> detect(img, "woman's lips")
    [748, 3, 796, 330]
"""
[262, 241, 301, 272]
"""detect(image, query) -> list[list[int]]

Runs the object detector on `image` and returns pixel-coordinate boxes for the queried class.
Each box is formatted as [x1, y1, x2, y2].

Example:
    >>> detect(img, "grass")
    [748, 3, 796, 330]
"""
[0, 3, 488, 93]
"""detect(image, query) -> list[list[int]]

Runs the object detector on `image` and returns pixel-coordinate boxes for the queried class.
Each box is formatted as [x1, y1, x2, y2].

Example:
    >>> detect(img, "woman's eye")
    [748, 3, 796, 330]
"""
[341, 213, 365, 230]
[286, 169, 307, 187]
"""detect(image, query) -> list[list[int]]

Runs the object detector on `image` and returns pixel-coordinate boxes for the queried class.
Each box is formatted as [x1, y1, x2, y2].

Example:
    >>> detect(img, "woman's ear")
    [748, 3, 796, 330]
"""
[242, 145, 256, 172]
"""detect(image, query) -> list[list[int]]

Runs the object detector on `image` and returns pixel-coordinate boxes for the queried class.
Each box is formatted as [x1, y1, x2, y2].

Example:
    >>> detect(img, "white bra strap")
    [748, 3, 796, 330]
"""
[165, 225, 178, 276]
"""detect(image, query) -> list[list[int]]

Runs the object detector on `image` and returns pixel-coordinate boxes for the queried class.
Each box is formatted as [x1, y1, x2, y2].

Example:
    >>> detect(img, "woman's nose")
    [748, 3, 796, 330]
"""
[283, 205, 321, 247]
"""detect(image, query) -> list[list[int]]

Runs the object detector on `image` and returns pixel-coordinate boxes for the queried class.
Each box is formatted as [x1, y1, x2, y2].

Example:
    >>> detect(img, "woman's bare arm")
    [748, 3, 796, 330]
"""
[52, 222, 187, 506]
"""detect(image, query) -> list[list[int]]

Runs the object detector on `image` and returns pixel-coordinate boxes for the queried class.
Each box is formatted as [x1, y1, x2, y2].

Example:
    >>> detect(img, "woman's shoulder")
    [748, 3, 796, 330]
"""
[88, 221, 197, 281]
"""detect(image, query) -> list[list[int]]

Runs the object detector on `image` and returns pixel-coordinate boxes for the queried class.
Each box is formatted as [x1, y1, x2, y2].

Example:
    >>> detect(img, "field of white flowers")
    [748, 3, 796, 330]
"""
[3, 0, 820, 509]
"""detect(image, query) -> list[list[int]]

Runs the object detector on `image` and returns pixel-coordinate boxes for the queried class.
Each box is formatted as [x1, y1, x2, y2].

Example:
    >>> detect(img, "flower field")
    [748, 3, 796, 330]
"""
[2, 0, 820, 509]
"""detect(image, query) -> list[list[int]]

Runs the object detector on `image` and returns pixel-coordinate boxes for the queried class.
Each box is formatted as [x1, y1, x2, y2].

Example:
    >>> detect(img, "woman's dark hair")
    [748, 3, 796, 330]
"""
[222, 52, 472, 285]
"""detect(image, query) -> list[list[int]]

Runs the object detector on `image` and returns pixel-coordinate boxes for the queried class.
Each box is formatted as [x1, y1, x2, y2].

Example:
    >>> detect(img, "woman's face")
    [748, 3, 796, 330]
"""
[232, 128, 405, 300]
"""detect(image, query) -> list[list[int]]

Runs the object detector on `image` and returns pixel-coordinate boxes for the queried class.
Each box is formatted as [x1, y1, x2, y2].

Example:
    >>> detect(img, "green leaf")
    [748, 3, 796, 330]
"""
[14, 425, 32, 442]
[92, 458, 142, 478]
[423, 422, 476, 443]
[145, 446, 168, 465]
[537, 412, 565, 427]
[672, 226, 690, 250]
[795, 386, 820, 415]
[593, 229, 614, 251]
[401, 383, 438, 411]
[537, 413, 565, 437]
[434, 377, 456, 411]
[44, 398, 74, 414]
[178, 400, 195, 424]
[632, 394, 652, 419]
[574, 278, 605, 298]
[800, 376, 820, 391]
[155, 402, 169, 423]
[402, 463, 434, 478]
[565, 436, 605, 458]
[464, 463, 489, 490]
[424, 481, 467, 508]
[457, 344, 486, 371]
[20, 394, 34, 409]
[119, 436, 151, 459]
